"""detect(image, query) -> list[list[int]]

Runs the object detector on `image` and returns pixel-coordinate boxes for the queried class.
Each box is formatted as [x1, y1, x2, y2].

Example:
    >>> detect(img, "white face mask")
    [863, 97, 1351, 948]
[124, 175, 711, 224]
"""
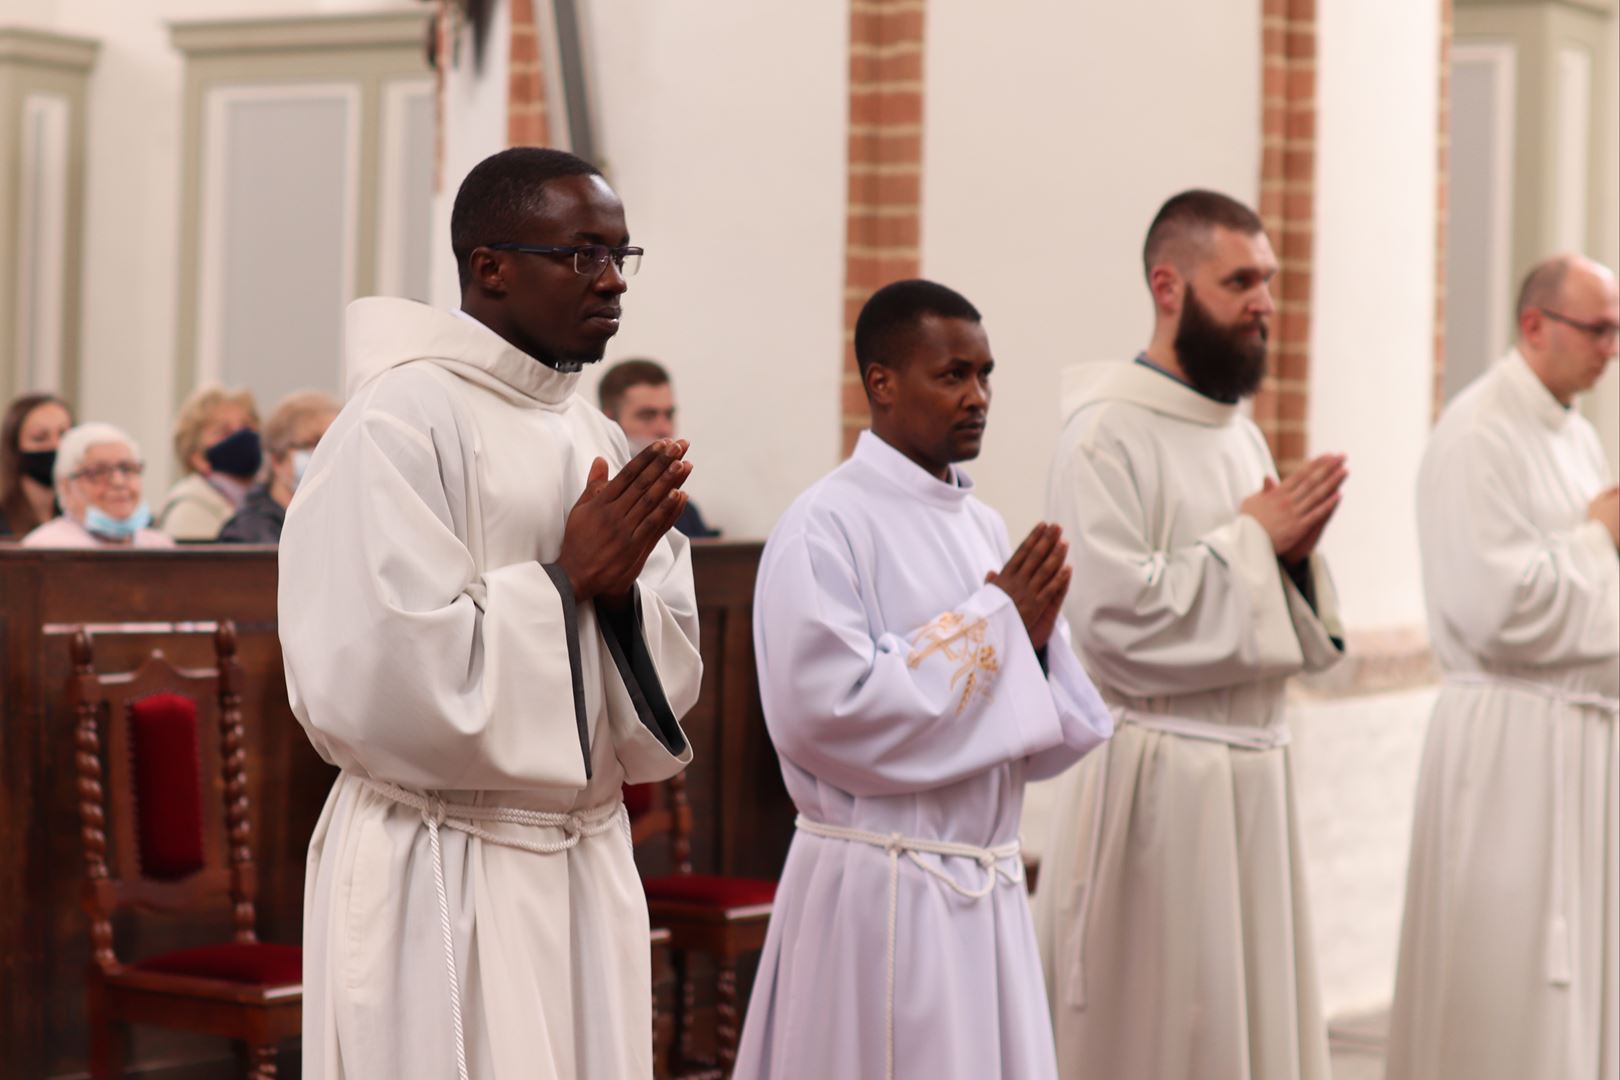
[291, 449, 313, 491]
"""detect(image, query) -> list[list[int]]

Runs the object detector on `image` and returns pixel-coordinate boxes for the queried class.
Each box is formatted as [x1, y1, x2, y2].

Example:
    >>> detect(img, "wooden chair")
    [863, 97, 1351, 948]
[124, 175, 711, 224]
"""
[630, 771, 775, 1077]
[68, 622, 300, 1079]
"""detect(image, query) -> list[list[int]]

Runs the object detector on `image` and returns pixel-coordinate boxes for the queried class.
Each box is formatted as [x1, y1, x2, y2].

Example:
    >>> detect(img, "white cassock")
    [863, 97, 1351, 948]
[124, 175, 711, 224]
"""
[1386, 350, 1619, 1080]
[278, 298, 701, 1080]
[1031, 360, 1344, 1080]
[732, 431, 1113, 1080]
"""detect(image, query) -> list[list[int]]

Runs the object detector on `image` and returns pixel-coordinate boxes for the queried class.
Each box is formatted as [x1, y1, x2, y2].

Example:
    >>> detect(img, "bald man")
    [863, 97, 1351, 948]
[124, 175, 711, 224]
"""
[1387, 255, 1619, 1080]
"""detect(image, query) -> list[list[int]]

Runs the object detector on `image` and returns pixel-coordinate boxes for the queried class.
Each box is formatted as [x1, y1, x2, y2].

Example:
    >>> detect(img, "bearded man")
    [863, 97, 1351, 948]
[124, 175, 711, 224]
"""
[1031, 189, 1348, 1080]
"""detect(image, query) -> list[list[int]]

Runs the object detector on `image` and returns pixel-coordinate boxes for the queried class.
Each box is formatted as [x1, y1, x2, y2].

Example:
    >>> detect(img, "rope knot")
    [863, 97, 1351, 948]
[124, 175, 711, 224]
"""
[977, 852, 996, 869]
[885, 833, 905, 855]
[425, 794, 447, 828]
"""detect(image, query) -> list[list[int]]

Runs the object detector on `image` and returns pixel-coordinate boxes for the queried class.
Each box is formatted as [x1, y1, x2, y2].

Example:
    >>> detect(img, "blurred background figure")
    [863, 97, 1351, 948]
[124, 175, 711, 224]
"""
[599, 358, 718, 538]
[158, 385, 261, 541]
[219, 390, 340, 544]
[22, 422, 173, 549]
[0, 392, 74, 539]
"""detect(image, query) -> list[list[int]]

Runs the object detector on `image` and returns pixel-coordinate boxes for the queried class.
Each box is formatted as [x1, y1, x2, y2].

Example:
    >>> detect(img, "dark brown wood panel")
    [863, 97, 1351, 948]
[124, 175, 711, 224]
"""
[0, 541, 786, 1079]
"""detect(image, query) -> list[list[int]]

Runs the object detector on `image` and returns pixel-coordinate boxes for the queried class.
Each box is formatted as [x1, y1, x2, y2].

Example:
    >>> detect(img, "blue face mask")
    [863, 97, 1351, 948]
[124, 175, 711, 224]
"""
[84, 502, 152, 541]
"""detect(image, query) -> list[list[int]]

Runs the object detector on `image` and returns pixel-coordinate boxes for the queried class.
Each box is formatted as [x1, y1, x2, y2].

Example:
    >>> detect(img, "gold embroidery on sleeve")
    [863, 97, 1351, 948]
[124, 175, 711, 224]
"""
[907, 612, 1000, 713]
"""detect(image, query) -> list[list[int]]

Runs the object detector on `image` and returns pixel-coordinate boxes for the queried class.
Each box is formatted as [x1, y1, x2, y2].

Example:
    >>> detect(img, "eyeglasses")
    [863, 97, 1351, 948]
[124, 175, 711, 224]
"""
[1539, 308, 1620, 344]
[485, 243, 643, 278]
[73, 462, 144, 484]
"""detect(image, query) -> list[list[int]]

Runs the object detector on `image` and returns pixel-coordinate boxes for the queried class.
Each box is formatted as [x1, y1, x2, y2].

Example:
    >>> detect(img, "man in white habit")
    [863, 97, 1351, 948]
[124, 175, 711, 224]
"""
[733, 279, 1114, 1080]
[1031, 189, 1348, 1080]
[278, 147, 702, 1080]
[1385, 254, 1619, 1080]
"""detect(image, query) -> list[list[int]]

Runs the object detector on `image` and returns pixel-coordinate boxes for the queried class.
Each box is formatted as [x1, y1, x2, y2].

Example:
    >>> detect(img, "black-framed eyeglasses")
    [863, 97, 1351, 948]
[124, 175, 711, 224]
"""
[1539, 308, 1619, 344]
[73, 462, 144, 484]
[485, 242, 643, 278]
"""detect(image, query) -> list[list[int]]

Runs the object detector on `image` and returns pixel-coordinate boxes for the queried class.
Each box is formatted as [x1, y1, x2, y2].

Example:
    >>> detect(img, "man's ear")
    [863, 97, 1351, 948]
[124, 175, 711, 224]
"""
[1518, 306, 1545, 350]
[865, 362, 898, 409]
[1148, 264, 1183, 318]
[468, 247, 509, 296]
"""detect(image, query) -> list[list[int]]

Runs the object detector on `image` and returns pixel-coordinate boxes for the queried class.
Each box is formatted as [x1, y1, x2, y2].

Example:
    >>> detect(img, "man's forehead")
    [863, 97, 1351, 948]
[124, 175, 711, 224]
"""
[531, 175, 631, 236]
[622, 382, 674, 405]
[1204, 225, 1277, 271]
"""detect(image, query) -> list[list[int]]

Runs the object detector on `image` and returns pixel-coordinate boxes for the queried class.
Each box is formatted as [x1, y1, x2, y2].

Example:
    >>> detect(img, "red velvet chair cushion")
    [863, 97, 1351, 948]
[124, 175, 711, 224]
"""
[127, 692, 207, 880]
[623, 782, 655, 819]
[643, 873, 776, 908]
[135, 942, 301, 987]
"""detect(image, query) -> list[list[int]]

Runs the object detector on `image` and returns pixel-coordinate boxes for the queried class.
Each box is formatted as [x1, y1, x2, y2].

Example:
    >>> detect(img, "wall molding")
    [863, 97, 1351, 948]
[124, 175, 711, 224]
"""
[169, 10, 430, 59]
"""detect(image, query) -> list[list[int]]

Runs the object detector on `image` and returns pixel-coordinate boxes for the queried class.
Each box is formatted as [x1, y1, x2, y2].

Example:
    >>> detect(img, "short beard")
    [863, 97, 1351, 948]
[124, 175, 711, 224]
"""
[1173, 285, 1268, 403]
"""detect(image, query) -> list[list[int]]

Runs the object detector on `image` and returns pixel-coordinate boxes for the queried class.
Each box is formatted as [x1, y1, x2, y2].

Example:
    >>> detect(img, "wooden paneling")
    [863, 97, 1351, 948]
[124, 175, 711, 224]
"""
[0, 541, 786, 1078]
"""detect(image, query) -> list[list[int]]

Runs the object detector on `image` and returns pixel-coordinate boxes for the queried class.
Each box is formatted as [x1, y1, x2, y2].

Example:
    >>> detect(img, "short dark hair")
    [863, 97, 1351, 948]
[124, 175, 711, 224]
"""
[853, 279, 982, 381]
[450, 147, 603, 290]
[1515, 255, 1574, 320]
[1143, 189, 1265, 281]
[598, 358, 670, 417]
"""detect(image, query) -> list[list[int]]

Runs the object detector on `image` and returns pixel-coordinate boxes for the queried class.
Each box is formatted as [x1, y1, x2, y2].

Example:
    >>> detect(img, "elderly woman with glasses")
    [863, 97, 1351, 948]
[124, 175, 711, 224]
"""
[22, 422, 175, 549]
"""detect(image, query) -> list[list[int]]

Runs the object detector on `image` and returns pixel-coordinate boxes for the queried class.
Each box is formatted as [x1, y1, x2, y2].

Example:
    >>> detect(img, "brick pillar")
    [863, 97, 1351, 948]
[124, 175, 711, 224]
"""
[1432, 0, 1453, 420]
[1256, 0, 1317, 473]
[508, 0, 551, 147]
[842, 0, 926, 457]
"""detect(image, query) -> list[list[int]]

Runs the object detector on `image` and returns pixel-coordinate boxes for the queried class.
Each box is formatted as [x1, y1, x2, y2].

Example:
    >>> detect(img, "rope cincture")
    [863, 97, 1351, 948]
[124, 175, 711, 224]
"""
[1444, 673, 1619, 987]
[363, 778, 626, 1080]
[793, 815, 1024, 1080]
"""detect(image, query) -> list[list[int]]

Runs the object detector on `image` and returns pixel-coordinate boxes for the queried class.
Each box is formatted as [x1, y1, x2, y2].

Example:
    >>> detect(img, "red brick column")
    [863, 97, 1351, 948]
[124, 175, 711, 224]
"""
[507, 0, 551, 147]
[1432, 0, 1453, 420]
[841, 0, 926, 457]
[1256, 0, 1317, 473]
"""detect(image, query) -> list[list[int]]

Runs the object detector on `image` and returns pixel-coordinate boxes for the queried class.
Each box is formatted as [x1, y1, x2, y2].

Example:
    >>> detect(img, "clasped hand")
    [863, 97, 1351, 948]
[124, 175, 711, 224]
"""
[985, 522, 1071, 652]
[555, 438, 692, 607]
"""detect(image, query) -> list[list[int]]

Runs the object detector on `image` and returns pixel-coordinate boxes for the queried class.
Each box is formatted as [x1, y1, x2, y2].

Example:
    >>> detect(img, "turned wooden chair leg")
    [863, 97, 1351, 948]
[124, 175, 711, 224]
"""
[716, 954, 740, 1071]
[652, 944, 671, 1080]
[246, 1041, 278, 1079]
[672, 948, 698, 1068]
[86, 982, 126, 1080]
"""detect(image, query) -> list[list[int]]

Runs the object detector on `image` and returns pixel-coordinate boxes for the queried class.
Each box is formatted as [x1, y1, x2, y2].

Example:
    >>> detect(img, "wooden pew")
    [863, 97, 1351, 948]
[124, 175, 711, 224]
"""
[0, 541, 790, 1079]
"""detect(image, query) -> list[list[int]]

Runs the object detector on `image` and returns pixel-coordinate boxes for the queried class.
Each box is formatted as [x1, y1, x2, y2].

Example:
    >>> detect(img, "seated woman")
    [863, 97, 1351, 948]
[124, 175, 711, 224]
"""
[157, 384, 261, 541]
[0, 392, 74, 538]
[23, 423, 174, 549]
[219, 390, 339, 543]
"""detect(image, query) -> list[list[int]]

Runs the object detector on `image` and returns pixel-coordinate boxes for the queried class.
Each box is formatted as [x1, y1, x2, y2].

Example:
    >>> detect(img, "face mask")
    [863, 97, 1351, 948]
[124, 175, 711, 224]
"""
[84, 501, 152, 542]
[205, 427, 263, 479]
[19, 449, 56, 487]
[291, 449, 313, 491]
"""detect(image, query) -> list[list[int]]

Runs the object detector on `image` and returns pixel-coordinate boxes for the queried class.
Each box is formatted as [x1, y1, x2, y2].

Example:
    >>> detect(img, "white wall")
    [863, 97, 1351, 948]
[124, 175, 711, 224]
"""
[1581, 4, 1619, 475]
[921, 0, 1260, 539]
[1310, 0, 1439, 634]
[570, 0, 848, 539]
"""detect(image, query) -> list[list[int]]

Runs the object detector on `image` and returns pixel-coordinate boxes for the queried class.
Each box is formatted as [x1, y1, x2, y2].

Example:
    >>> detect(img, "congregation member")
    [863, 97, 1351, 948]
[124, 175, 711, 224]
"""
[734, 280, 1113, 1079]
[279, 147, 701, 1080]
[218, 390, 339, 543]
[598, 357, 719, 537]
[22, 422, 173, 549]
[1032, 190, 1347, 1080]
[157, 384, 261, 540]
[1385, 254, 1619, 1080]
[0, 391, 73, 537]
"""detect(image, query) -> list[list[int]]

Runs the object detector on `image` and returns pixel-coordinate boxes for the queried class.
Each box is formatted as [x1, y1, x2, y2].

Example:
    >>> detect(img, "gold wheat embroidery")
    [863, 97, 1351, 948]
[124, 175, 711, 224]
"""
[906, 612, 1000, 714]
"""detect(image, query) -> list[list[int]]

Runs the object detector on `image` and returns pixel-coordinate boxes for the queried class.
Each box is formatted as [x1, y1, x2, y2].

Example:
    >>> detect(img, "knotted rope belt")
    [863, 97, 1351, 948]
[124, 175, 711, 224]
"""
[362, 778, 627, 1080]
[1444, 673, 1619, 986]
[793, 815, 1024, 1080]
